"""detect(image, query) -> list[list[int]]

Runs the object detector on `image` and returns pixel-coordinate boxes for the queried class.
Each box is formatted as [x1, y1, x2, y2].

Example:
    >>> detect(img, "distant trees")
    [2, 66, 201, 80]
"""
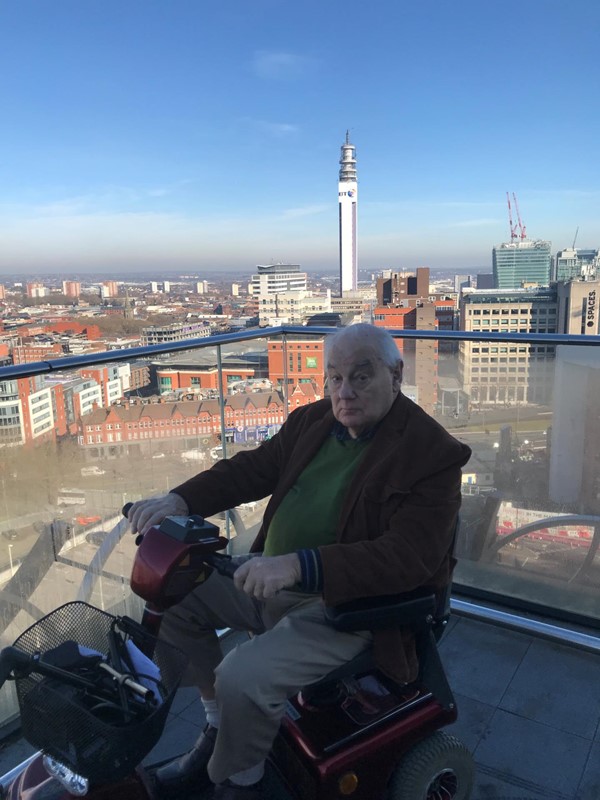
[91, 312, 180, 337]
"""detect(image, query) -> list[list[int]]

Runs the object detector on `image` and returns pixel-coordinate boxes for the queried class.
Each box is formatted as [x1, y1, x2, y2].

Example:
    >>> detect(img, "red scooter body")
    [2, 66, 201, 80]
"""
[1, 514, 470, 800]
[271, 676, 457, 800]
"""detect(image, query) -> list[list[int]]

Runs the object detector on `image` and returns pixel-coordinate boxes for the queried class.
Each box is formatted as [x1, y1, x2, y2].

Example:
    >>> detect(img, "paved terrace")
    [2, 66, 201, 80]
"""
[1, 606, 599, 800]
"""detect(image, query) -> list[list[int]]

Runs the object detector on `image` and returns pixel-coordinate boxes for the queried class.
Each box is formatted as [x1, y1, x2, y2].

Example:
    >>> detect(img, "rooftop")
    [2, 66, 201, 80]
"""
[2, 609, 598, 799]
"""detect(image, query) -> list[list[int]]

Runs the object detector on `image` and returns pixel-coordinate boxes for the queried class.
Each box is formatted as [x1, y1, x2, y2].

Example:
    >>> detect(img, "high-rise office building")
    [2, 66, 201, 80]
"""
[250, 264, 307, 296]
[376, 268, 430, 305]
[554, 248, 599, 282]
[252, 266, 332, 326]
[338, 131, 358, 294]
[492, 240, 552, 289]
[459, 287, 557, 406]
[556, 278, 599, 335]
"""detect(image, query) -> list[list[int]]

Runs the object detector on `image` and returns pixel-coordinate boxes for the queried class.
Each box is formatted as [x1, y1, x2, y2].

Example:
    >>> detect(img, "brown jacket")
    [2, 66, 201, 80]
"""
[172, 393, 471, 683]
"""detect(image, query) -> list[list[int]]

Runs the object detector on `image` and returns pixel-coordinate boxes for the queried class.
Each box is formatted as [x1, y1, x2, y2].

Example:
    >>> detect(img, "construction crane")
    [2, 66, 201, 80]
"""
[572, 226, 579, 249]
[506, 192, 518, 241]
[512, 192, 527, 240]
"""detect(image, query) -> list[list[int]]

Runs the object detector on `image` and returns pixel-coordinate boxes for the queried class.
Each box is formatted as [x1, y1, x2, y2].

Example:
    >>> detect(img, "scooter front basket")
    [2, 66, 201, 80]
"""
[12, 601, 187, 787]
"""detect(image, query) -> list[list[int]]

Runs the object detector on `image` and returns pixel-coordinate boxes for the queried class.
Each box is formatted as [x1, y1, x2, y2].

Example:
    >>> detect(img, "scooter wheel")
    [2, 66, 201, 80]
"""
[387, 731, 474, 800]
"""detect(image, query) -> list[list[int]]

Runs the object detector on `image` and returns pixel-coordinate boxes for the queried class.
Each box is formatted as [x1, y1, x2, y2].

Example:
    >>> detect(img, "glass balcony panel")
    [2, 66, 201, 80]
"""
[1, 327, 599, 732]
[442, 336, 600, 623]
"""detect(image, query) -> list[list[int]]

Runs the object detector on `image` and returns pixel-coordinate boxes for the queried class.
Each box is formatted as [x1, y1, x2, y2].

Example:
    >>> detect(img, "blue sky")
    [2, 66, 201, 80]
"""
[0, 0, 598, 275]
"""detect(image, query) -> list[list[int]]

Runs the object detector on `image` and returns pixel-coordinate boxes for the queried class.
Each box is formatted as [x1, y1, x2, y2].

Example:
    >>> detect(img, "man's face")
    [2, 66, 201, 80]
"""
[326, 341, 402, 438]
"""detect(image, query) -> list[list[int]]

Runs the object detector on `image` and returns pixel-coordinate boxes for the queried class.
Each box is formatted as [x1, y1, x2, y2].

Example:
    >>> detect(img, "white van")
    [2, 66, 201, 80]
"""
[181, 449, 205, 462]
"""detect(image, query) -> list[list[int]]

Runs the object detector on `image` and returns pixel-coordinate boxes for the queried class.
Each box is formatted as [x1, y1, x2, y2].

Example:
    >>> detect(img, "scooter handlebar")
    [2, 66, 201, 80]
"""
[202, 553, 238, 579]
[0, 646, 33, 690]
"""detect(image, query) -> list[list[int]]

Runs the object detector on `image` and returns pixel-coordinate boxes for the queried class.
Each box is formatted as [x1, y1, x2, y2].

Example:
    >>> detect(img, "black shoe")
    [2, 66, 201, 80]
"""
[154, 723, 218, 794]
[212, 779, 263, 799]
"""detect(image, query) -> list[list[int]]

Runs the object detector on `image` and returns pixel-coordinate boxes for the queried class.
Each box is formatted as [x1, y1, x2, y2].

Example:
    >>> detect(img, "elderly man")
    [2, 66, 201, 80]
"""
[127, 323, 471, 800]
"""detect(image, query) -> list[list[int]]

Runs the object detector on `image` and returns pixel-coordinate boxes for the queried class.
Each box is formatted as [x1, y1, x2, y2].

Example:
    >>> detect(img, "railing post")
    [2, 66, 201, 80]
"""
[282, 332, 289, 420]
[216, 344, 227, 461]
[216, 344, 230, 541]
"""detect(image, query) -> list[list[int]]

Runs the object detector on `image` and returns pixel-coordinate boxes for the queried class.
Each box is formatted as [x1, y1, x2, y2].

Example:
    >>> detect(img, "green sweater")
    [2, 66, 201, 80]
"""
[263, 434, 370, 557]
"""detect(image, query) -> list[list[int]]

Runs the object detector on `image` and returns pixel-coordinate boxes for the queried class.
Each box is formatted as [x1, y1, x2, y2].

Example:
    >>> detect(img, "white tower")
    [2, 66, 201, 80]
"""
[338, 131, 358, 294]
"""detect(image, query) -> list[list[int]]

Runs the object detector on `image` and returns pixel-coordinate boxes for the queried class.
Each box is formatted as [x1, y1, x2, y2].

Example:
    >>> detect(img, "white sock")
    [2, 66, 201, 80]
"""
[228, 761, 265, 786]
[202, 697, 220, 728]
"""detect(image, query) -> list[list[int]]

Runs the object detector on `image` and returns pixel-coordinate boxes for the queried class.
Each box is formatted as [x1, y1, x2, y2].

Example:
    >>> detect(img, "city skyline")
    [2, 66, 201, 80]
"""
[0, 1, 599, 275]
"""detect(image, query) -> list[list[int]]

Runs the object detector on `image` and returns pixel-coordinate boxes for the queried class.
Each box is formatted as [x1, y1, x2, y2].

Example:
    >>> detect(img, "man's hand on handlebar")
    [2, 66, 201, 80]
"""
[126, 494, 189, 536]
[233, 554, 301, 600]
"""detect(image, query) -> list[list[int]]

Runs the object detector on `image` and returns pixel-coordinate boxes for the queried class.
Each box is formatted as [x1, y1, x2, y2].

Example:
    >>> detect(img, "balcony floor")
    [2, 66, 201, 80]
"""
[1, 613, 599, 799]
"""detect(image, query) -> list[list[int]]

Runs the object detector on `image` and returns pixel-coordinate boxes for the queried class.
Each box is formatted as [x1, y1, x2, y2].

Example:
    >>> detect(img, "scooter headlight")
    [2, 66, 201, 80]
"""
[42, 755, 89, 796]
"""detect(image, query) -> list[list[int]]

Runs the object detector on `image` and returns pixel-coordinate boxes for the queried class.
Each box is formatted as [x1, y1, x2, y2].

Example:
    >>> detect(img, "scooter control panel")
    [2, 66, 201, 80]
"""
[158, 514, 221, 544]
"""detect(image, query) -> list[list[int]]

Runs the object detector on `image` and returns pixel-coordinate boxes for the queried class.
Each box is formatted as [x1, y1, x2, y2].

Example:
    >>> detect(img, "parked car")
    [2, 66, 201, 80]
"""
[1, 529, 18, 541]
[151, 452, 166, 459]
[85, 531, 107, 546]
[76, 514, 102, 527]
[80, 466, 106, 477]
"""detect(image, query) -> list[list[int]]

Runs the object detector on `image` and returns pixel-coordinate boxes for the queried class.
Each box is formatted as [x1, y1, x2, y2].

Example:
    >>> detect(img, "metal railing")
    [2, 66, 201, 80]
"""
[1, 324, 600, 730]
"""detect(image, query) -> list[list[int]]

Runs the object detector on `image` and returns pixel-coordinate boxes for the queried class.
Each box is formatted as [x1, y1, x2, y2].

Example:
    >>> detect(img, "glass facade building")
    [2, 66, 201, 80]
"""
[492, 240, 552, 289]
[555, 247, 599, 282]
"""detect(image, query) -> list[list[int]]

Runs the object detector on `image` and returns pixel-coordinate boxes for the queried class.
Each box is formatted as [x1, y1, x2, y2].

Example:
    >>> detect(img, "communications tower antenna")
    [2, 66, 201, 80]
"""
[512, 192, 527, 240]
[506, 192, 518, 241]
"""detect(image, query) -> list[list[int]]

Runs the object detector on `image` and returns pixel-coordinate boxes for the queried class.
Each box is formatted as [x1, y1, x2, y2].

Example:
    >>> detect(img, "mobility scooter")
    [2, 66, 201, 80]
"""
[0, 508, 474, 800]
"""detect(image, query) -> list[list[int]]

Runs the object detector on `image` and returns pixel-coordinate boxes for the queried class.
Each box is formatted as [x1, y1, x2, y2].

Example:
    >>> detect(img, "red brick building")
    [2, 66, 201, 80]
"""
[12, 343, 65, 364]
[155, 364, 257, 396]
[373, 304, 438, 413]
[79, 391, 286, 454]
[268, 339, 325, 395]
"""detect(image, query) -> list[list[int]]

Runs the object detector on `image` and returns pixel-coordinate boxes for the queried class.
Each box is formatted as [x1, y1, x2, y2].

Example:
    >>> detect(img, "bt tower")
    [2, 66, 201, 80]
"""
[338, 131, 358, 294]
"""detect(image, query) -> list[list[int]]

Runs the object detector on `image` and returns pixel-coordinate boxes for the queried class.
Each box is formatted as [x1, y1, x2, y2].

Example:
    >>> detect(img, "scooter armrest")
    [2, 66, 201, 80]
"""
[324, 588, 436, 632]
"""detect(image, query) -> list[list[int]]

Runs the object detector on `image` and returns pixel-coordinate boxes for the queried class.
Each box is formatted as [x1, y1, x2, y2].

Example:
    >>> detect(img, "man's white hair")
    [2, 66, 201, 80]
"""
[324, 323, 403, 369]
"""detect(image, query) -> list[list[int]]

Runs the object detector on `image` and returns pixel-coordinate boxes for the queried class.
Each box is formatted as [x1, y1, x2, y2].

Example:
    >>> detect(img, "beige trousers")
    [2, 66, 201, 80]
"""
[159, 566, 372, 784]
